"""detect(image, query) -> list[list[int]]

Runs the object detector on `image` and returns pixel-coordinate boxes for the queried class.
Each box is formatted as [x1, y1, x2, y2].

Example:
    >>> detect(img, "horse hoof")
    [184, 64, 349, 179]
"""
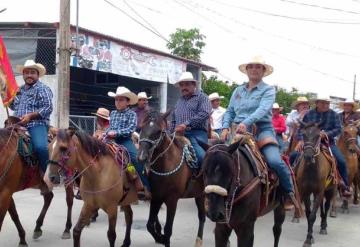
[61, 231, 71, 239]
[194, 237, 203, 247]
[18, 243, 28, 247]
[319, 229, 327, 235]
[32, 230, 43, 240]
[291, 217, 300, 223]
[330, 211, 337, 218]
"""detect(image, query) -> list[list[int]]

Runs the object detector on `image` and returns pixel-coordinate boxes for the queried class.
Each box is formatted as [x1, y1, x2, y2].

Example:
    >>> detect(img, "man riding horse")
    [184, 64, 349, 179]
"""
[9, 60, 53, 182]
[169, 71, 211, 167]
[220, 56, 300, 211]
[291, 97, 352, 197]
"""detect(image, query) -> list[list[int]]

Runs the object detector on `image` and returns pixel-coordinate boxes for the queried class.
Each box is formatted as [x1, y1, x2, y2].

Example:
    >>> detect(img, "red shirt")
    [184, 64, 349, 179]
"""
[272, 114, 286, 134]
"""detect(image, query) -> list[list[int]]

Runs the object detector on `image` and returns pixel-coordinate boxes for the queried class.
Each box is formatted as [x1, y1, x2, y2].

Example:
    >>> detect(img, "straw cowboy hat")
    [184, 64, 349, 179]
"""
[16, 60, 46, 77]
[91, 107, 110, 120]
[239, 56, 273, 77]
[137, 92, 152, 100]
[208, 92, 224, 101]
[171, 71, 197, 87]
[293, 96, 309, 108]
[108, 86, 138, 105]
[339, 99, 359, 110]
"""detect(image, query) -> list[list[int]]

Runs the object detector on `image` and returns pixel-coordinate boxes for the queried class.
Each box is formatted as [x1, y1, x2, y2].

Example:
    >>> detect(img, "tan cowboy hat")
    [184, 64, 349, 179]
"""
[16, 59, 46, 77]
[108, 86, 138, 105]
[137, 92, 152, 100]
[208, 92, 224, 101]
[293, 96, 309, 108]
[91, 107, 110, 120]
[171, 71, 197, 87]
[339, 99, 359, 110]
[238, 56, 273, 77]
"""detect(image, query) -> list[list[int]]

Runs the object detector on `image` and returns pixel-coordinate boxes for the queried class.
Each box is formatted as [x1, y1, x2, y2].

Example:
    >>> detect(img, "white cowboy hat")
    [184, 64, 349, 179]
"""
[91, 107, 110, 120]
[137, 92, 152, 100]
[171, 71, 197, 87]
[293, 96, 309, 108]
[208, 92, 224, 101]
[108, 86, 138, 105]
[339, 99, 359, 110]
[238, 56, 273, 77]
[272, 103, 280, 109]
[16, 60, 46, 77]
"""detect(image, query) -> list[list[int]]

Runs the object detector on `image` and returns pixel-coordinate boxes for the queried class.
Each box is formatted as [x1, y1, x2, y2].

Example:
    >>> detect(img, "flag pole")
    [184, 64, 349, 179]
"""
[5, 106, 9, 118]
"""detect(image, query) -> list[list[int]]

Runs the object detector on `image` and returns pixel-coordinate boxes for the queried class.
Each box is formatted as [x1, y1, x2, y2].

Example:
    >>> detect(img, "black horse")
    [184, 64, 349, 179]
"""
[202, 140, 286, 247]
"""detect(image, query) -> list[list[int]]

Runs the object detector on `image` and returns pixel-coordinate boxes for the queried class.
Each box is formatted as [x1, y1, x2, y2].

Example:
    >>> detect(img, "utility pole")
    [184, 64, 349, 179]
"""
[57, 0, 71, 128]
[353, 74, 357, 101]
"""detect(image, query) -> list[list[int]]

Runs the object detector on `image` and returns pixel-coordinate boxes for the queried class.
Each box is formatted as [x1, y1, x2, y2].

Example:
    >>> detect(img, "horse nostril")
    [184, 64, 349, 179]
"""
[217, 211, 225, 221]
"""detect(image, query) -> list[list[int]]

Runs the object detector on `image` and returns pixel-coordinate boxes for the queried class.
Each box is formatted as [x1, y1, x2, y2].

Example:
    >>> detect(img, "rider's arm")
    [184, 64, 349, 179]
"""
[111, 111, 137, 138]
[325, 111, 341, 139]
[37, 86, 53, 119]
[183, 93, 211, 129]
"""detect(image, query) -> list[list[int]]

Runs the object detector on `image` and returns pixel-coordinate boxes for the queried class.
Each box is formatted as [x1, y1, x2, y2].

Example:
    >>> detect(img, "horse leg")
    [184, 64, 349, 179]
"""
[33, 191, 54, 239]
[341, 198, 349, 214]
[147, 199, 164, 243]
[303, 193, 322, 247]
[273, 204, 285, 247]
[235, 222, 255, 247]
[194, 195, 206, 247]
[214, 223, 232, 247]
[161, 198, 179, 247]
[353, 177, 359, 204]
[121, 205, 133, 247]
[330, 190, 337, 218]
[62, 186, 74, 239]
[105, 205, 118, 247]
[320, 189, 334, 235]
[8, 197, 28, 247]
[73, 203, 95, 247]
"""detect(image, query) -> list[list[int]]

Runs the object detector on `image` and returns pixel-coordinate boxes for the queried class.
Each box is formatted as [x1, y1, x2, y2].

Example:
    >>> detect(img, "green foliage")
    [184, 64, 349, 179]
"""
[167, 28, 206, 62]
[202, 75, 237, 108]
[275, 87, 314, 114]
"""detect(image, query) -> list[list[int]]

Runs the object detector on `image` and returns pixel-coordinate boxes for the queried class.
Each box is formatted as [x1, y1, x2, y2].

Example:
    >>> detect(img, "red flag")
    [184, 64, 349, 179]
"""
[0, 36, 19, 106]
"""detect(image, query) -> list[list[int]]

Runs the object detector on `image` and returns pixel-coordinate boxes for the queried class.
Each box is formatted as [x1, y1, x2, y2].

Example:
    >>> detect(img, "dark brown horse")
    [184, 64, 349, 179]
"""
[292, 122, 336, 247]
[47, 129, 135, 247]
[0, 117, 74, 247]
[137, 111, 206, 247]
[201, 140, 286, 247]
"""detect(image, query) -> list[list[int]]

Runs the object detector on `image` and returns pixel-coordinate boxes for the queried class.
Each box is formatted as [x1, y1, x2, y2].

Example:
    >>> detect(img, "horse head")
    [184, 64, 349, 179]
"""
[137, 110, 171, 165]
[300, 121, 321, 164]
[342, 122, 358, 154]
[202, 141, 240, 222]
[47, 128, 77, 185]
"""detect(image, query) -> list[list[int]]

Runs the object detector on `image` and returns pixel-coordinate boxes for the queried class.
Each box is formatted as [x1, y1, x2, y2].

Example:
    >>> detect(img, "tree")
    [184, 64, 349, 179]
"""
[202, 75, 237, 108]
[167, 28, 206, 62]
[275, 87, 314, 114]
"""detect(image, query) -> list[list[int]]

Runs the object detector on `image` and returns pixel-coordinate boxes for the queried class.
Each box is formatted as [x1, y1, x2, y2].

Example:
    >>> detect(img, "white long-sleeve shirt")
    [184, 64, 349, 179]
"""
[211, 106, 226, 130]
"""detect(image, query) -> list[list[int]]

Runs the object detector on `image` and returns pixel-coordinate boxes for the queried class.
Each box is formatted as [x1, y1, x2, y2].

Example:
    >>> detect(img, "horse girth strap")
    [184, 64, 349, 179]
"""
[232, 177, 262, 205]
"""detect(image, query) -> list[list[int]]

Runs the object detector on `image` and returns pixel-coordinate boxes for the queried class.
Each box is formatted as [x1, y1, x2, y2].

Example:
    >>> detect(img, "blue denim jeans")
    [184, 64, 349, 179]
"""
[185, 129, 208, 167]
[115, 137, 150, 190]
[290, 144, 349, 186]
[28, 125, 49, 173]
[275, 134, 285, 153]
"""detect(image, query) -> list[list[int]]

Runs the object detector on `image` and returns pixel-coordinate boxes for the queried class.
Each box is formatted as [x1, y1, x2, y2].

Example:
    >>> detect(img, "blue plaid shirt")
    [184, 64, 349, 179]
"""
[170, 90, 211, 132]
[107, 107, 137, 138]
[9, 81, 53, 128]
[298, 108, 341, 144]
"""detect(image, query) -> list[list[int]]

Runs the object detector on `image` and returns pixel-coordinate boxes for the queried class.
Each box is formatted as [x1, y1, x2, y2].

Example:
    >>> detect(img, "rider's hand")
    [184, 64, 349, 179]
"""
[175, 124, 187, 134]
[295, 140, 304, 152]
[19, 113, 36, 125]
[236, 123, 247, 134]
[221, 128, 229, 141]
[107, 131, 117, 138]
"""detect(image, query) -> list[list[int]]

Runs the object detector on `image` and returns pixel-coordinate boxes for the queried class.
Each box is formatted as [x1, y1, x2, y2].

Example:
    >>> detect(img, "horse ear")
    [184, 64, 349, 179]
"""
[162, 109, 172, 120]
[227, 141, 240, 154]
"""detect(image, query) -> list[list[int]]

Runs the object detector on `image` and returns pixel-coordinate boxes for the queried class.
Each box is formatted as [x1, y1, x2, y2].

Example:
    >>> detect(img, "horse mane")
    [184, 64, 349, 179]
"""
[0, 128, 15, 145]
[57, 129, 112, 157]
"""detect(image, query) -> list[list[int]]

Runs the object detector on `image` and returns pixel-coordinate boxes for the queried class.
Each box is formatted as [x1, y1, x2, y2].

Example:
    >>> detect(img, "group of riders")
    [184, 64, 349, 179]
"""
[9, 56, 360, 214]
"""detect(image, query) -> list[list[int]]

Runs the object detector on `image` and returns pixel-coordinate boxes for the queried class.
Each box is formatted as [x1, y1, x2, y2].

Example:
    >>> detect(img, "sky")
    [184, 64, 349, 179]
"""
[1, 0, 360, 99]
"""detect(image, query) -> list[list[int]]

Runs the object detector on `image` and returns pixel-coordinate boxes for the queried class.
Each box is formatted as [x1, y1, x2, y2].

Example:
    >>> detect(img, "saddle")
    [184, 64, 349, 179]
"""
[320, 144, 340, 187]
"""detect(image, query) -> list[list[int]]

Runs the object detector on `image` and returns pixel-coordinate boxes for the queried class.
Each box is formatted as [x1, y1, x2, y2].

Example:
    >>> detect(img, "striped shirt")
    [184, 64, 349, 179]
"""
[107, 107, 137, 138]
[9, 81, 53, 128]
[298, 108, 341, 144]
[170, 90, 211, 132]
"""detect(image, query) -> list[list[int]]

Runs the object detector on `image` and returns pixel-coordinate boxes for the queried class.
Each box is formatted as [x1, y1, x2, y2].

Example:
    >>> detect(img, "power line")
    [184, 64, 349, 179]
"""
[279, 0, 360, 15]
[187, 0, 360, 59]
[208, 0, 360, 24]
[122, 0, 169, 42]
[103, 0, 169, 43]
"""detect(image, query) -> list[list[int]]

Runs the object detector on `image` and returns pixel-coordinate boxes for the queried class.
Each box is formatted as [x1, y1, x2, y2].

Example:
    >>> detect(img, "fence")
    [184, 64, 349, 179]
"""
[69, 115, 96, 135]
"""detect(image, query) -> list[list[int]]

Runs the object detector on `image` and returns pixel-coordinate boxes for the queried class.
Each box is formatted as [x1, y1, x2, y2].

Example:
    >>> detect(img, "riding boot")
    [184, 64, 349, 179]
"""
[338, 181, 352, 198]
[74, 190, 82, 200]
[284, 192, 302, 216]
[138, 187, 152, 201]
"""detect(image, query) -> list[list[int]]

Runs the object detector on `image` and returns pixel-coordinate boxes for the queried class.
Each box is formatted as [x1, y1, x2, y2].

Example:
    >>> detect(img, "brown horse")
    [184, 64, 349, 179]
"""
[292, 122, 336, 247]
[336, 122, 359, 212]
[137, 111, 206, 247]
[0, 118, 74, 247]
[46, 129, 135, 247]
[201, 140, 286, 247]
